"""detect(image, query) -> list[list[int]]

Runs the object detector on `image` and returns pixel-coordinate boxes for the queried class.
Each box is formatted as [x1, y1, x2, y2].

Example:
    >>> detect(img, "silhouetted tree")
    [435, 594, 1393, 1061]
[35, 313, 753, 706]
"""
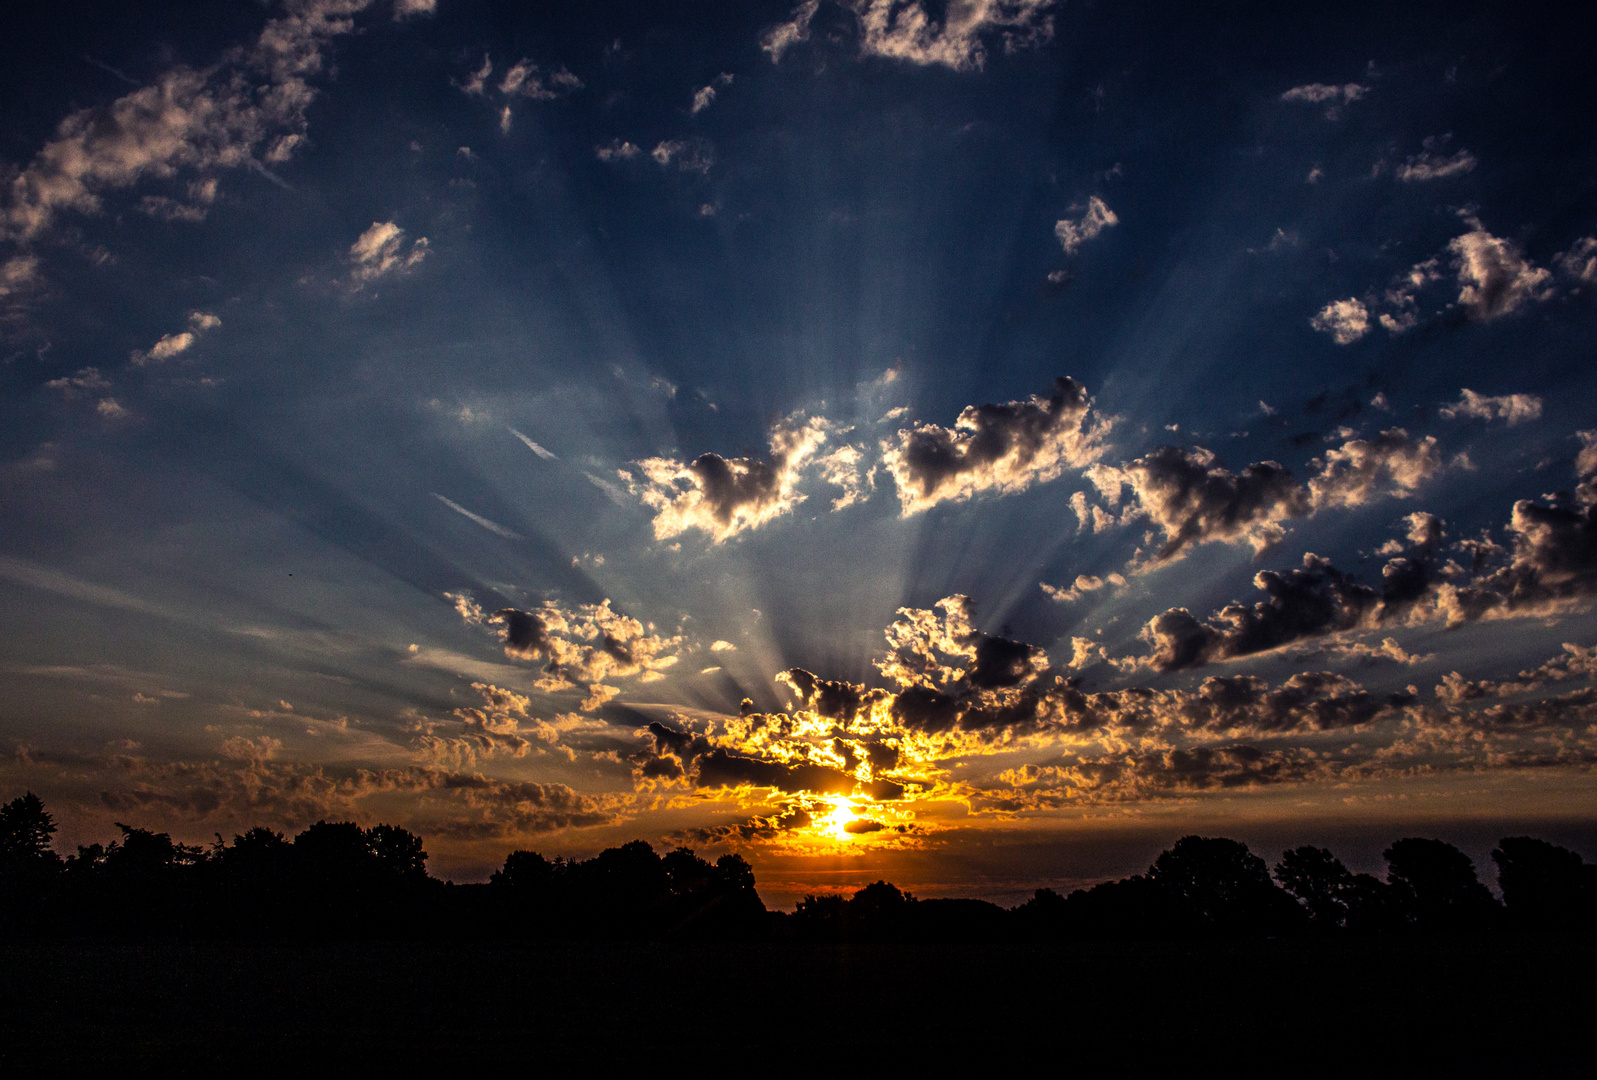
[1011, 887, 1069, 937]
[793, 893, 848, 939]
[1339, 871, 1403, 934]
[1274, 845, 1404, 934]
[1148, 836, 1304, 936]
[849, 880, 915, 939]
[1492, 837, 1596, 931]
[713, 853, 756, 893]
[293, 820, 372, 887]
[367, 824, 428, 881]
[0, 792, 60, 873]
[1384, 837, 1499, 931]
[0, 792, 63, 934]
[492, 849, 556, 891]
[662, 846, 715, 896]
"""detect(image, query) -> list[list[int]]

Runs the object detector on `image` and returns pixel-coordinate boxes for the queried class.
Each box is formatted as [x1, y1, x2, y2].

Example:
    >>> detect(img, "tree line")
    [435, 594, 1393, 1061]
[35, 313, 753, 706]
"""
[2, 791, 1593, 941]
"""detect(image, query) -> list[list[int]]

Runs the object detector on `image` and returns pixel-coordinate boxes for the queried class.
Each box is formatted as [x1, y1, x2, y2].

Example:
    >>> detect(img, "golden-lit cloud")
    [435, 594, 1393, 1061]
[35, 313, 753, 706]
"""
[882, 377, 1109, 515]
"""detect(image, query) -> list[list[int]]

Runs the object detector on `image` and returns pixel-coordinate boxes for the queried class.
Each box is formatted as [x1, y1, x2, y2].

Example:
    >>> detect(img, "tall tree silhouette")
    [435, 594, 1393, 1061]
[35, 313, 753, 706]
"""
[1384, 838, 1499, 931]
[1492, 837, 1596, 931]
[1148, 836, 1304, 935]
[0, 792, 59, 873]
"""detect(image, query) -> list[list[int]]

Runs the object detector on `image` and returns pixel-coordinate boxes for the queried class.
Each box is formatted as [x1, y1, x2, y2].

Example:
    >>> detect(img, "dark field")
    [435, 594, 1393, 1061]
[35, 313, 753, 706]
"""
[2, 937, 1591, 1075]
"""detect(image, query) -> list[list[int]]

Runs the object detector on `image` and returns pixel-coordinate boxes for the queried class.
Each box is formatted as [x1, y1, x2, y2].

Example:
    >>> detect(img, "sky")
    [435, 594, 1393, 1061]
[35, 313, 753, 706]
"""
[3, 0, 1596, 907]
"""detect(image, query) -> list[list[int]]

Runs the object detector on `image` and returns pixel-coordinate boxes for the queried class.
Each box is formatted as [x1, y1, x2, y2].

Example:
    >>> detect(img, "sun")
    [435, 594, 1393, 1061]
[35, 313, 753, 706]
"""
[820, 797, 861, 842]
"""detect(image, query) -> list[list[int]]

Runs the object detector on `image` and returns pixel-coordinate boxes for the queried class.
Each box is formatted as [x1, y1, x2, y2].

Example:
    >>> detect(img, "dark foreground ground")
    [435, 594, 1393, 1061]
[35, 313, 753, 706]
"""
[2, 937, 1591, 1075]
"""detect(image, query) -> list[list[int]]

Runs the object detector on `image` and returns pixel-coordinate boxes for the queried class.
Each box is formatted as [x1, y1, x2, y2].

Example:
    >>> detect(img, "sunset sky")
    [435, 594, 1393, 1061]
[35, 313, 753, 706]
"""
[3, 0, 1595, 907]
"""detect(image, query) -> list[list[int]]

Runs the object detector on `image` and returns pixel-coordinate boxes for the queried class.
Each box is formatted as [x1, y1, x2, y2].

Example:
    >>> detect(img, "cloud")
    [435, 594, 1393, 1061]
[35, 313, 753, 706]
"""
[0, 254, 40, 299]
[392, 0, 435, 16]
[1279, 82, 1367, 104]
[1054, 196, 1118, 255]
[500, 60, 582, 100]
[128, 309, 221, 366]
[1101, 445, 1309, 561]
[1396, 136, 1478, 182]
[93, 747, 622, 835]
[987, 744, 1340, 805]
[462, 54, 493, 95]
[347, 221, 428, 287]
[691, 74, 733, 114]
[461, 53, 581, 104]
[44, 367, 111, 397]
[1306, 428, 1442, 511]
[762, 0, 821, 63]
[1398, 443, 1597, 625]
[1320, 218, 1557, 340]
[139, 177, 220, 223]
[1041, 572, 1125, 604]
[595, 139, 641, 162]
[880, 377, 1108, 515]
[626, 414, 833, 542]
[1448, 222, 1554, 320]
[429, 682, 534, 760]
[1138, 524, 1440, 672]
[2, 0, 376, 243]
[651, 139, 714, 174]
[452, 593, 682, 702]
[850, 0, 1056, 72]
[1081, 431, 1441, 564]
[1555, 237, 1597, 284]
[1279, 82, 1367, 119]
[1436, 643, 1597, 705]
[1438, 389, 1543, 426]
[878, 595, 1049, 691]
[1311, 298, 1371, 344]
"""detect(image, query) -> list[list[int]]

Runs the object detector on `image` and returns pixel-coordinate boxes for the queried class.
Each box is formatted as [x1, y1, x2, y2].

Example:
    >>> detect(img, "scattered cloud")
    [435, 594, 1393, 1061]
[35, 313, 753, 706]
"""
[1041, 572, 1124, 604]
[450, 592, 683, 701]
[881, 377, 1109, 515]
[1439, 389, 1543, 426]
[2, 0, 377, 243]
[850, 0, 1056, 72]
[761, 0, 821, 63]
[129, 311, 220, 367]
[1054, 196, 1118, 255]
[1279, 81, 1367, 119]
[1307, 429, 1443, 511]
[627, 414, 834, 542]
[1311, 298, 1371, 344]
[691, 73, 734, 114]
[1448, 220, 1553, 321]
[651, 139, 714, 174]
[347, 221, 428, 288]
[1315, 217, 1556, 342]
[1093, 445, 1308, 561]
[44, 367, 111, 397]
[1555, 237, 1597, 285]
[595, 139, 641, 162]
[1396, 136, 1478, 182]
